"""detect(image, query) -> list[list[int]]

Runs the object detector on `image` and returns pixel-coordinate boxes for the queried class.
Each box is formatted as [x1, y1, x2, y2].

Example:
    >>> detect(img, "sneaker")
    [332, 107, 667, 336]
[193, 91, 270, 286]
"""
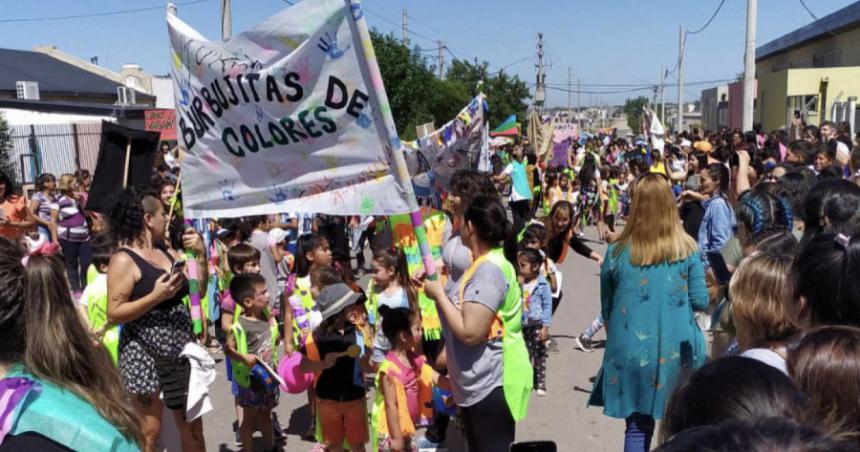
[272, 417, 286, 440]
[416, 435, 448, 452]
[233, 428, 242, 448]
[574, 334, 594, 352]
[536, 388, 547, 397]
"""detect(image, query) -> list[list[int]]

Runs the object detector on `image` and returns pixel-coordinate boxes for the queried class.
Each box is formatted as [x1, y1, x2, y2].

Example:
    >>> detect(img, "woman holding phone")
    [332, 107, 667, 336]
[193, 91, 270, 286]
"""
[106, 187, 207, 452]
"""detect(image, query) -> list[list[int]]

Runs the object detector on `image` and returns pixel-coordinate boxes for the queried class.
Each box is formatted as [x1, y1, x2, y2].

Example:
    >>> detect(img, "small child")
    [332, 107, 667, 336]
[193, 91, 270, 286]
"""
[367, 248, 417, 366]
[371, 306, 450, 452]
[286, 233, 333, 352]
[517, 248, 553, 396]
[227, 273, 282, 452]
[300, 283, 371, 452]
[78, 234, 120, 365]
[521, 224, 559, 302]
[220, 242, 263, 448]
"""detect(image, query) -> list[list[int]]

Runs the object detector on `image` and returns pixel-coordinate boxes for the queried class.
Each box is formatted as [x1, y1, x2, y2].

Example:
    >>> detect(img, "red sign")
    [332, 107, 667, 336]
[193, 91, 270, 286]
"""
[144, 109, 177, 141]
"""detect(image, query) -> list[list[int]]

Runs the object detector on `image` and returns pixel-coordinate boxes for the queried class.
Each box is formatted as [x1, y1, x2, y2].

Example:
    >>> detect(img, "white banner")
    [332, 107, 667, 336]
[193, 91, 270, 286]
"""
[168, 0, 412, 218]
[402, 95, 487, 191]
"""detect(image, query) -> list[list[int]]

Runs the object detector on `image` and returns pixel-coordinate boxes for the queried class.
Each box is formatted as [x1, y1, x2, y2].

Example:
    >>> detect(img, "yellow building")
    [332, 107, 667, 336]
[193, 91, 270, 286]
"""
[755, 2, 860, 133]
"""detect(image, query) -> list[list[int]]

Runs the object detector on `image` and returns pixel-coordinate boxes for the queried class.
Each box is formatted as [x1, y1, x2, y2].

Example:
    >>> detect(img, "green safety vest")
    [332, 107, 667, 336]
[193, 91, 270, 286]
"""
[230, 315, 280, 388]
[84, 276, 120, 366]
[458, 248, 532, 421]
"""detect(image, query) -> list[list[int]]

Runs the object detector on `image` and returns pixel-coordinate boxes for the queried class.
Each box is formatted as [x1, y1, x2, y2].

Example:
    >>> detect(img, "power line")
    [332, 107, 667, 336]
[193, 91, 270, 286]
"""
[686, 0, 726, 35]
[798, 0, 840, 37]
[0, 0, 214, 23]
[544, 77, 736, 88]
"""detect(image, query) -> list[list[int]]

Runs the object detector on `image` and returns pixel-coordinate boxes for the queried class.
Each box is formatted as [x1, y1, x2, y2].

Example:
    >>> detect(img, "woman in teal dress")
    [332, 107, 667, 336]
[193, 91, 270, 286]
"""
[588, 173, 708, 452]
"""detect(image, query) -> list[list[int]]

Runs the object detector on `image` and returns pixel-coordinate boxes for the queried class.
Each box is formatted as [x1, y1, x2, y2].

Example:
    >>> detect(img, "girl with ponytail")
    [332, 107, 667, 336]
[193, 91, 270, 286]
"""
[421, 196, 532, 452]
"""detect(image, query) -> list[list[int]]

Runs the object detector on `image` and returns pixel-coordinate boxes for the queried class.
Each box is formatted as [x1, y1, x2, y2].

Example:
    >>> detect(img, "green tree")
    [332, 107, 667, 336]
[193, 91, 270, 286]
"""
[623, 96, 649, 134]
[371, 30, 531, 139]
[0, 112, 15, 181]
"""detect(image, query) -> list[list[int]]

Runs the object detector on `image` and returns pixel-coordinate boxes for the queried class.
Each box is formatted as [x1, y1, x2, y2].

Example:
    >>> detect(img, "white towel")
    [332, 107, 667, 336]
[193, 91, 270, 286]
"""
[179, 342, 216, 422]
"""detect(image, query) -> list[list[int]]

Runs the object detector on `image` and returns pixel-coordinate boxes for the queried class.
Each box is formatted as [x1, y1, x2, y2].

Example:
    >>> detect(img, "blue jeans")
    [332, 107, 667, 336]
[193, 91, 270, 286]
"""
[624, 413, 655, 452]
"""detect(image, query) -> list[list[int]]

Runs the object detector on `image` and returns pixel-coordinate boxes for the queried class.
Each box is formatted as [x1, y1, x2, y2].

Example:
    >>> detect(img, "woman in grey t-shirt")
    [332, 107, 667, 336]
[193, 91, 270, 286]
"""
[425, 195, 526, 452]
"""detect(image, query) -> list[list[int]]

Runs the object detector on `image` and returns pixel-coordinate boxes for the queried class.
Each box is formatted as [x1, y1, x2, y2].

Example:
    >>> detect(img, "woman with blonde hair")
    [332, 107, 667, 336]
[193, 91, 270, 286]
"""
[587, 173, 708, 452]
[730, 252, 800, 374]
[50, 173, 92, 294]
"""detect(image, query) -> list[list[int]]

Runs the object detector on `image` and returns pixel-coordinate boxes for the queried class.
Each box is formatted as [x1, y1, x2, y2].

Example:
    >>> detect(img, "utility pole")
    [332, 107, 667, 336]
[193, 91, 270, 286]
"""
[437, 41, 445, 80]
[742, 0, 757, 131]
[220, 0, 231, 40]
[401, 8, 409, 47]
[534, 33, 546, 112]
[567, 67, 572, 121]
[660, 65, 666, 125]
[577, 78, 581, 129]
[677, 25, 685, 133]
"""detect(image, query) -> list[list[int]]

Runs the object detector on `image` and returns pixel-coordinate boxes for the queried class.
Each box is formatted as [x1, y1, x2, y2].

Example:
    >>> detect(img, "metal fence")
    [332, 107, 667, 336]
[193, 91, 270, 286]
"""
[8, 122, 103, 184]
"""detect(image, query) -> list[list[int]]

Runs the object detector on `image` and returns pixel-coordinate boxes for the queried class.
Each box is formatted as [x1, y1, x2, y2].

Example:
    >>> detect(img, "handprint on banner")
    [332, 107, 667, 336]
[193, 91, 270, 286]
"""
[350, 4, 364, 21]
[268, 185, 289, 204]
[178, 78, 192, 107]
[356, 112, 372, 129]
[255, 105, 266, 121]
[218, 180, 237, 201]
[317, 32, 351, 60]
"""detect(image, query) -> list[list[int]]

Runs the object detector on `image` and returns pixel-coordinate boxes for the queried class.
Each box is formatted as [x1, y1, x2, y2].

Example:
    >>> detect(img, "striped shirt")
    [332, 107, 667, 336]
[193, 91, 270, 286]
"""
[31, 191, 55, 222]
[53, 195, 90, 242]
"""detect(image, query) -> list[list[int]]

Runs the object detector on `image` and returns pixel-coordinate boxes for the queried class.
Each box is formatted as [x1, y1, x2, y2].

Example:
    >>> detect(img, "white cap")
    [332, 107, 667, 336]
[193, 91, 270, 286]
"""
[268, 227, 288, 246]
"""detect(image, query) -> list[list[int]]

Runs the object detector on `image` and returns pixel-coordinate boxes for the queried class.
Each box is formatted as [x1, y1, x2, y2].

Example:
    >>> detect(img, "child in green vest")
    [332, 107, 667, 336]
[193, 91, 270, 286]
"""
[226, 273, 281, 452]
[220, 243, 272, 447]
[79, 234, 120, 365]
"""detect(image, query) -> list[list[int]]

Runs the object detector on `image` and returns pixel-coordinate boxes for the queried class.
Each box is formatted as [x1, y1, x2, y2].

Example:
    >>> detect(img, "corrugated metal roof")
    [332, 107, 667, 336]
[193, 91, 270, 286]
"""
[756, 1, 860, 61]
[0, 47, 151, 98]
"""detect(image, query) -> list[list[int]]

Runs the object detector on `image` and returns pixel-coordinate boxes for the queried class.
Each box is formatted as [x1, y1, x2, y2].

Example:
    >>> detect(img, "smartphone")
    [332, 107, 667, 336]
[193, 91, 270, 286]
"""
[707, 251, 732, 285]
[510, 441, 557, 452]
[169, 259, 186, 276]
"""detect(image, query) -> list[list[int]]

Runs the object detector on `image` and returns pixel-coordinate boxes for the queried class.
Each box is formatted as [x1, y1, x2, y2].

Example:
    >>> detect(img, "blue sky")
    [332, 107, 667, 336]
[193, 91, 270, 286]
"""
[0, 0, 855, 107]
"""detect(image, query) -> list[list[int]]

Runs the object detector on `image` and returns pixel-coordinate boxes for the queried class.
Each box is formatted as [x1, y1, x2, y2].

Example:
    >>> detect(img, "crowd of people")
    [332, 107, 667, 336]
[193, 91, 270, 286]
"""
[0, 118, 859, 452]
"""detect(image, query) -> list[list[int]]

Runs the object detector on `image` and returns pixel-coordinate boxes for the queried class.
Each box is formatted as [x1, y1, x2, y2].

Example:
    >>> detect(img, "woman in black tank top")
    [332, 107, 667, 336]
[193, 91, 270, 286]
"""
[106, 187, 207, 452]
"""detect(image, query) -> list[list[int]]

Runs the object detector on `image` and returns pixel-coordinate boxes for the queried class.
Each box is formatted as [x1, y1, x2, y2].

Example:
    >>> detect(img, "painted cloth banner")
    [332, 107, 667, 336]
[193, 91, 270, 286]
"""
[549, 121, 578, 167]
[168, 0, 412, 219]
[402, 95, 487, 201]
[643, 108, 664, 152]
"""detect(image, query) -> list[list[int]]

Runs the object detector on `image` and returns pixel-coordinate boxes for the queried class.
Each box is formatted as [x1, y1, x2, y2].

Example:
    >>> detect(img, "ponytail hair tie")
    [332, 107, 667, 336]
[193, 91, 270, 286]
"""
[22, 241, 60, 266]
[835, 233, 852, 250]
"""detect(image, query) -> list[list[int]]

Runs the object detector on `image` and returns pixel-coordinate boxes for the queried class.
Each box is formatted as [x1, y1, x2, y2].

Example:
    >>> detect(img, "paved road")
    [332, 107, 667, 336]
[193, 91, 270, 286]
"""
[199, 227, 623, 452]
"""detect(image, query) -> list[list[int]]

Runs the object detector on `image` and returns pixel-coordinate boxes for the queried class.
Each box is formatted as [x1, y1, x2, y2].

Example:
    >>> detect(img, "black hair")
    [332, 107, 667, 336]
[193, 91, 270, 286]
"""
[754, 231, 798, 255]
[450, 170, 498, 208]
[579, 153, 598, 189]
[229, 272, 267, 307]
[157, 164, 170, 173]
[789, 140, 816, 165]
[660, 357, 808, 443]
[792, 233, 860, 327]
[90, 233, 116, 270]
[517, 247, 543, 268]
[802, 179, 860, 242]
[378, 305, 415, 346]
[704, 163, 731, 196]
[247, 215, 268, 228]
[108, 186, 162, 245]
[217, 217, 245, 243]
[0, 172, 20, 202]
[464, 196, 519, 267]
[818, 164, 844, 181]
[775, 171, 815, 222]
[296, 233, 328, 277]
[657, 418, 854, 452]
[0, 237, 26, 363]
[736, 190, 793, 247]
[521, 222, 548, 246]
[34, 173, 56, 192]
[227, 243, 260, 274]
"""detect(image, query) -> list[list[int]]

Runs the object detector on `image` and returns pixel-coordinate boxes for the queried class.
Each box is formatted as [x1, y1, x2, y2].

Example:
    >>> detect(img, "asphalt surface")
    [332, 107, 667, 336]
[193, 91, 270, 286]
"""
[194, 227, 623, 452]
